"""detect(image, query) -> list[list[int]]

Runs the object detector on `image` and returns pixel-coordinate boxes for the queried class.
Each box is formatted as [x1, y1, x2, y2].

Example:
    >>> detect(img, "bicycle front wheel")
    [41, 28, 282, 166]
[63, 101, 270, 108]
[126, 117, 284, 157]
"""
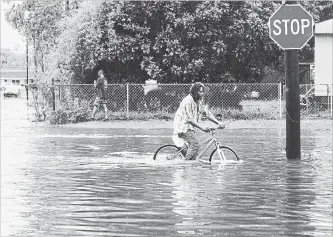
[153, 145, 185, 161]
[209, 146, 239, 162]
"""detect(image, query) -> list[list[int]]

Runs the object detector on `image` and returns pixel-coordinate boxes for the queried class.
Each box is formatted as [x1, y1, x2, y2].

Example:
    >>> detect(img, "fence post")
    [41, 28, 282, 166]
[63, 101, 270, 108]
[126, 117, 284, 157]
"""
[126, 83, 129, 119]
[328, 84, 333, 118]
[58, 85, 61, 100]
[52, 78, 55, 111]
[279, 82, 282, 119]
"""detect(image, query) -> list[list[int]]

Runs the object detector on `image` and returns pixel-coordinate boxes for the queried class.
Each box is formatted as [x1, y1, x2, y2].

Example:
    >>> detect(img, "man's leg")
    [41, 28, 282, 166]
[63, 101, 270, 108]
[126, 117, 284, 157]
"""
[180, 146, 187, 157]
[91, 97, 99, 119]
[102, 103, 108, 119]
[179, 130, 200, 160]
[91, 105, 98, 119]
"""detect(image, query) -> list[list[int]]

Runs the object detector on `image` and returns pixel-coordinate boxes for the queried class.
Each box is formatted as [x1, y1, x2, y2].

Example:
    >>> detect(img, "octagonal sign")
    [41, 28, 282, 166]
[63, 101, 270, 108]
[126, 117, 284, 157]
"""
[268, 4, 314, 50]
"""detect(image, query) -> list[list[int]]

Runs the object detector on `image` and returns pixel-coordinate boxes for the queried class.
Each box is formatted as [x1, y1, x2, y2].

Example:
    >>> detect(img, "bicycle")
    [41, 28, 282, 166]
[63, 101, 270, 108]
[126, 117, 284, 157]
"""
[153, 127, 240, 163]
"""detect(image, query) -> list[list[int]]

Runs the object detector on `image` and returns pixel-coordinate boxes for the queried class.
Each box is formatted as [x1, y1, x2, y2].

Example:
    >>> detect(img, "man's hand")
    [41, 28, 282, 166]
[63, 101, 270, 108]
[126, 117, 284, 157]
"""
[201, 126, 211, 133]
[217, 122, 225, 129]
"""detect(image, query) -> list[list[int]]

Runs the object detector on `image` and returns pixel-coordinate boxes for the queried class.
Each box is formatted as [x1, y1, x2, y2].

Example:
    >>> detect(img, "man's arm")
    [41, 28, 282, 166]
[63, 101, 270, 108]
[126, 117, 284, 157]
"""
[182, 100, 210, 132]
[206, 110, 225, 128]
[187, 119, 210, 132]
[94, 78, 102, 89]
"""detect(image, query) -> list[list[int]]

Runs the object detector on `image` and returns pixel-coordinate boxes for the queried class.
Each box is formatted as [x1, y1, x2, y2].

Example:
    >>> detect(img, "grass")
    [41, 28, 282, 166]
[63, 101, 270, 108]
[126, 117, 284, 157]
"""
[94, 110, 173, 121]
[97, 100, 282, 121]
[47, 99, 331, 124]
[210, 100, 281, 120]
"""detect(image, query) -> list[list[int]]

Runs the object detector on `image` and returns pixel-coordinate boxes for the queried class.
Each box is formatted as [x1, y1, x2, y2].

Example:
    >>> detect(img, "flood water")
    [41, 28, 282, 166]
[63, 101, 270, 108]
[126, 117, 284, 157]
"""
[1, 98, 332, 237]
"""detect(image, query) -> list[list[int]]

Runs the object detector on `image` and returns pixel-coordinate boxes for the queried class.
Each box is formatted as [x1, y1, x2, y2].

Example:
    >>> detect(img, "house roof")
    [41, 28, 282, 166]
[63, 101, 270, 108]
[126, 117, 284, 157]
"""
[0, 69, 35, 79]
[315, 18, 333, 34]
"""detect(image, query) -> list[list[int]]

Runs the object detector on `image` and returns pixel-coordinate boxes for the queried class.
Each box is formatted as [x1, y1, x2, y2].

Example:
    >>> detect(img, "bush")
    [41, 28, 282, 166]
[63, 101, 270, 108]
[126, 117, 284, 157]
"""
[49, 108, 91, 125]
[206, 86, 244, 110]
[128, 85, 145, 111]
[107, 111, 173, 121]
[144, 88, 165, 111]
[49, 99, 91, 124]
[144, 87, 187, 113]
[210, 103, 279, 120]
[28, 84, 53, 121]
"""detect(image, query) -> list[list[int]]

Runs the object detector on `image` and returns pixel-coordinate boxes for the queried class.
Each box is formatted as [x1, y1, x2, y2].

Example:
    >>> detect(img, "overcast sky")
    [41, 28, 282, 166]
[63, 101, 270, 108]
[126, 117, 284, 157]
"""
[1, 1, 25, 53]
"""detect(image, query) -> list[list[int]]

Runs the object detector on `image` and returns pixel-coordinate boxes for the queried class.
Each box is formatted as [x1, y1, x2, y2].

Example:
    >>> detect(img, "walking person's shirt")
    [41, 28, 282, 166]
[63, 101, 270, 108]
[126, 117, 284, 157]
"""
[96, 75, 108, 100]
[173, 94, 208, 146]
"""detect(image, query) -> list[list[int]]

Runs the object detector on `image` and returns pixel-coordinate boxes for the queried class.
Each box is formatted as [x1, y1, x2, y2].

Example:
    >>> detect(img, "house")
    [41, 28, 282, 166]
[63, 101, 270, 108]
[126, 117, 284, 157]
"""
[260, 62, 314, 85]
[0, 69, 35, 86]
[314, 18, 333, 96]
[299, 62, 315, 84]
[0, 69, 36, 98]
[1, 48, 35, 86]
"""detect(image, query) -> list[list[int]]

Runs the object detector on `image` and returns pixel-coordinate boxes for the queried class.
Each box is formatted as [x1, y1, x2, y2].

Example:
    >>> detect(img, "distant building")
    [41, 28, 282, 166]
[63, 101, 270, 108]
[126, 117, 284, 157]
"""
[0, 69, 35, 86]
[259, 63, 313, 85]
[314, 18, 333, 96]
[299, 62, 314, 85]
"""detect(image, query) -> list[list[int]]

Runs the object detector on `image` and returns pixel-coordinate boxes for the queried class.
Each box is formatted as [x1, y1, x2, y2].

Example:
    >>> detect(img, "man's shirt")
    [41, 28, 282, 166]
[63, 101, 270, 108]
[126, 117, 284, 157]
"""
[173, 94, 208, 135]
[96, 76, 107, 100]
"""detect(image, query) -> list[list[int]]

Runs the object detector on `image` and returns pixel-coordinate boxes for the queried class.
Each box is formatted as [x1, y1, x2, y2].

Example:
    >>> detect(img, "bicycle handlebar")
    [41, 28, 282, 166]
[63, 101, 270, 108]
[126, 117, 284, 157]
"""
[208, 126, 225, 133]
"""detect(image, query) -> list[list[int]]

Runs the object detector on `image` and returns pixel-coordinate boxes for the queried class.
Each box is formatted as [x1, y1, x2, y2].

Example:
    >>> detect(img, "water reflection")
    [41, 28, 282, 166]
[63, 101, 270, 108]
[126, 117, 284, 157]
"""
[172, 167, 213, 235]
[284, 161, 316, 237]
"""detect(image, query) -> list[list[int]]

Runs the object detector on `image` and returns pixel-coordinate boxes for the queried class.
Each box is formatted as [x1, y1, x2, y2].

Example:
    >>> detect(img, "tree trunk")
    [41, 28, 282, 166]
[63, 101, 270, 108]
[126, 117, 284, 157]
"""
[41, 51, 45, 73]
[33, 36, 38, 73]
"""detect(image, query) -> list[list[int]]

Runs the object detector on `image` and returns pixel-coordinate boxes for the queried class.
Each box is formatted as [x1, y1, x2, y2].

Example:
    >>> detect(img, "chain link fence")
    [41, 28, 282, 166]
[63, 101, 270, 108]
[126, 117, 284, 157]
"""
[53, 83, 332, 119]
[282, 84, 333, 118]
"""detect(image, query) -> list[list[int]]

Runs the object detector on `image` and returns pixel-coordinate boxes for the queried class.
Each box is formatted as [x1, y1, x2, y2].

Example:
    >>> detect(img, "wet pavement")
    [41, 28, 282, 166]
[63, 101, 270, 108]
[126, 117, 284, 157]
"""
[1, 98, 332, 236]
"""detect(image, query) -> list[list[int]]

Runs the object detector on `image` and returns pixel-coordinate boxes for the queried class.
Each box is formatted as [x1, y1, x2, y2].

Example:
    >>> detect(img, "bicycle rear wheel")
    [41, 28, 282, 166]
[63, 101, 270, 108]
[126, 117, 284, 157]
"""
[153, 145, 185, 161]
[209, 146, 239, 162]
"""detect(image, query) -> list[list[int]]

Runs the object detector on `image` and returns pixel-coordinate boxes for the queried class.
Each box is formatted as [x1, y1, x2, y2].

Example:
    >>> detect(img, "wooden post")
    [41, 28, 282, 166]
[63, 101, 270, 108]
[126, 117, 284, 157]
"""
[279, 82, 282, 119]
[284, 0, 301, 160]
[58, 84, 61, 100]
[285, 47, 301, 160]
[52, 78, 55, 111]
[26, 40, 29, 101]
[126, 83, 129, 119]
[330, 83, 333, 118]
[327, 84, 330, 117]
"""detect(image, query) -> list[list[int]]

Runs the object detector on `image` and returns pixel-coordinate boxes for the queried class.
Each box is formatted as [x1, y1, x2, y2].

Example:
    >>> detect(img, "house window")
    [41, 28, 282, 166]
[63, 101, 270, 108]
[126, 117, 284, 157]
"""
[4, 80, 7, 82]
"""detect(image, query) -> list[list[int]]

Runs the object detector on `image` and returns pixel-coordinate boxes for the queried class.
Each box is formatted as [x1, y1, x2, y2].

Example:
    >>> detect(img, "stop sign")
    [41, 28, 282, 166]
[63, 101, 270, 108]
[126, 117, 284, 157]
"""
[268, 4, 314, 50]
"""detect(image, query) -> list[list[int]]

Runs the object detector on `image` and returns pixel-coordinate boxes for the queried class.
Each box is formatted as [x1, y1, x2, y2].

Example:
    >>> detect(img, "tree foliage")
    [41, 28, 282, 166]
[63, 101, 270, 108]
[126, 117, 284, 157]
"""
[5, 0, 333, 84]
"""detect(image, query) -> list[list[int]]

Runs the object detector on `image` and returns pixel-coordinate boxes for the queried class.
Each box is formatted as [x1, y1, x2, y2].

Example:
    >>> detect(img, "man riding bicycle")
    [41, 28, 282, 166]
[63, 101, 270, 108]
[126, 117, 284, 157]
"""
[173, 82, 225, 160]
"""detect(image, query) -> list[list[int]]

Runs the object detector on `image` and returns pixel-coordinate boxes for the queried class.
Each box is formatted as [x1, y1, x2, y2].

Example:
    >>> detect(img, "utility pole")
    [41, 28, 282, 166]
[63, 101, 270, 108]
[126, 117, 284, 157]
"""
[284, 0, 301, 159]
[285, 47, 301, 159]
[26, 40, 29, 101]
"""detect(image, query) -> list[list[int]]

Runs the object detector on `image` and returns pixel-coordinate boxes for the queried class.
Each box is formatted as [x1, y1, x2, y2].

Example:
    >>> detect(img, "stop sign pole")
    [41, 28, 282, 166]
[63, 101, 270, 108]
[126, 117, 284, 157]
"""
[285, 41, 300, 159]
[269, 2, 313, 159]
[285, 1, 300, 160]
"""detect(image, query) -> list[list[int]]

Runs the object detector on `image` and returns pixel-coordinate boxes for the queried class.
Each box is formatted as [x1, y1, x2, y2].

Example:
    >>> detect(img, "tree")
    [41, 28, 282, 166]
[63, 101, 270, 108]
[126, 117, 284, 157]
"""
[5, 0, 332, 84]
[5, 0, 80, 73]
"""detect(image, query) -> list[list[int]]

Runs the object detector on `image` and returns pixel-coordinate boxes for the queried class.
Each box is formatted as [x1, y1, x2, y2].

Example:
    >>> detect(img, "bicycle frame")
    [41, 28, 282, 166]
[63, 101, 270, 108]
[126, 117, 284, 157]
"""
[178, 129, 225, 161]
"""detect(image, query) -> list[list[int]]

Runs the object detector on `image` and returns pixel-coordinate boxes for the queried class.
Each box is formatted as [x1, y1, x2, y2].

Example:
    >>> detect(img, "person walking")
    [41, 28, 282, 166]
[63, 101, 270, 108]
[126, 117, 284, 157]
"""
[91, 70, 108, 121]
